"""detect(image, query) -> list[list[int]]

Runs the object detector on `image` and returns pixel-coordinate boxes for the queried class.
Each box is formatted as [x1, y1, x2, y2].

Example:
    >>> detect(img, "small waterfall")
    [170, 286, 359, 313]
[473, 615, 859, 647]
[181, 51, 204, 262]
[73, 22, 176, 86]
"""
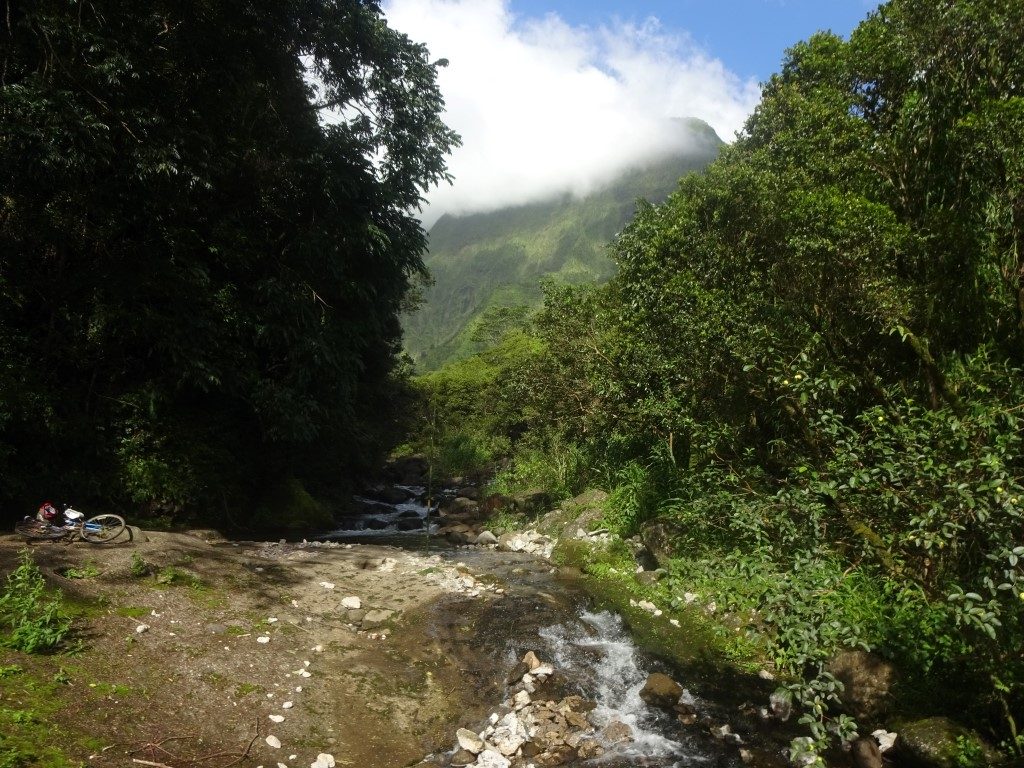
[322, 485, 439, 537]
[538, 610, 715, 767]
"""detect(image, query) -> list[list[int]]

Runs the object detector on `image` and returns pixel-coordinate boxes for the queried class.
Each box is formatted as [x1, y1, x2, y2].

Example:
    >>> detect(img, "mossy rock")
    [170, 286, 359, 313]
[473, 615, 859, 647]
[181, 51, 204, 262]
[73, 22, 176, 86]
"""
[252, 478, 334, 531]
[537, 489, 609, 539]
[894, 717, 999, 768]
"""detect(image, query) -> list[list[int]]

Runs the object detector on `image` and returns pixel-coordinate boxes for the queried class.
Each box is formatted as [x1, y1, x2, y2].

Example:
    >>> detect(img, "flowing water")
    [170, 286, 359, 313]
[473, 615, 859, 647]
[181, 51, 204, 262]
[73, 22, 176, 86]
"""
[323, 488, 788, 768]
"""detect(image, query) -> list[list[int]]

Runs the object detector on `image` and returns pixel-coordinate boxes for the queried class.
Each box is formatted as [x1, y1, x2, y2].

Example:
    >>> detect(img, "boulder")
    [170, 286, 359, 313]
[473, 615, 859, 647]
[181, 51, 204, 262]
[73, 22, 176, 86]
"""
[369, 485, 414, 505]
[395, 517, 424, 531]
[895, 717, 998, 768]
[475, 530, 499, 546]
[441, 496, 480, 516]
[850, 737, 883, 768]
[601, 720, 633, 743]
[825, 649, 896, 721]
[457, 486, 480, 500]
[360, 609, 395, 629]
[639, 521, 678, 568]
[450, 749, 476, 767]
[639, 672, 683, 711]
[513, 488, 553, 515]
[456, 728, 484, 754]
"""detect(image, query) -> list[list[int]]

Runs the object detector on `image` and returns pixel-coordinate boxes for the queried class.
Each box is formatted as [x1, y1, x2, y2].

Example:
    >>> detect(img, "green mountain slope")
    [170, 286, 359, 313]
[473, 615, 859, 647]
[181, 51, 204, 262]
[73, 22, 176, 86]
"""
[404, 120, 723, 370]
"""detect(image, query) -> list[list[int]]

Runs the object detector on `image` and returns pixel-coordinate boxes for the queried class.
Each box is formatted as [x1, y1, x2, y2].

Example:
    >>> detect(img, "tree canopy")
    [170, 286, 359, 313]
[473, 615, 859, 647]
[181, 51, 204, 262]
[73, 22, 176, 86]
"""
[0, 0, 458, 521]
[412, 0, 1024, 754]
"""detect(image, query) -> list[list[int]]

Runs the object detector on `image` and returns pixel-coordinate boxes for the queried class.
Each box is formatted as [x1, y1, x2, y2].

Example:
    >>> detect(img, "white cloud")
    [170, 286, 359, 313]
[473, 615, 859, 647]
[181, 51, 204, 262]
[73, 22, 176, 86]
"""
[382, 0, 761, 225]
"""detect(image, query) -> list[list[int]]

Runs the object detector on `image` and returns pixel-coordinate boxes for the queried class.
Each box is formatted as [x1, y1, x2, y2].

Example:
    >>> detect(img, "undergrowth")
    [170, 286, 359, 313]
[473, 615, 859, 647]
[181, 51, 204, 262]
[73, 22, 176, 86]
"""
[0, 552, 72, 654]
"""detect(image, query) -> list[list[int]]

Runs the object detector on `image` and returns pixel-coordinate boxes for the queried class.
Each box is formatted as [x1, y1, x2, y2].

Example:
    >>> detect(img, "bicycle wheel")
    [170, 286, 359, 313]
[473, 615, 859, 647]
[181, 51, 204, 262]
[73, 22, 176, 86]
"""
[14, 518, 67, 541]
[80, 514, 126, 544]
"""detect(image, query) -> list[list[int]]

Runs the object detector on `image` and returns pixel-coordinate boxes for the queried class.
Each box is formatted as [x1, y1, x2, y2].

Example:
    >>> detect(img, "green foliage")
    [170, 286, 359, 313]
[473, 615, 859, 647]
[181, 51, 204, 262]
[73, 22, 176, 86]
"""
[0, 552, 72, 654]
[405, 0, 1024, 755]
[129, 553, 151, 579]
[61, 563, 101, 580]
[0, 0, 458, 524]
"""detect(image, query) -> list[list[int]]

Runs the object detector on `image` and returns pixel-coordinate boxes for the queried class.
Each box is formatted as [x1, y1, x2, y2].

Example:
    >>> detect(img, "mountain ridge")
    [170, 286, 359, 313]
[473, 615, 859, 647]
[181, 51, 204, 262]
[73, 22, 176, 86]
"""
[404, 119, 724, 370]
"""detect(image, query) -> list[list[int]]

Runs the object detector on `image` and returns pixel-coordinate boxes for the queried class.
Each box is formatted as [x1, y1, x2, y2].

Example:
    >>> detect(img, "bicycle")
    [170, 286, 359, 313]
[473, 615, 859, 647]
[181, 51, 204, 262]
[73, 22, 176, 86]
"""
[14, 509, 130, 544]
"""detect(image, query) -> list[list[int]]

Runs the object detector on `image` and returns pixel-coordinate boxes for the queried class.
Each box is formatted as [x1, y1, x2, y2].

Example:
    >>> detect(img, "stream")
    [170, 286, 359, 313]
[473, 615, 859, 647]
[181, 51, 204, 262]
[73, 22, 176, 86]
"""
[320, 486, 790, 768]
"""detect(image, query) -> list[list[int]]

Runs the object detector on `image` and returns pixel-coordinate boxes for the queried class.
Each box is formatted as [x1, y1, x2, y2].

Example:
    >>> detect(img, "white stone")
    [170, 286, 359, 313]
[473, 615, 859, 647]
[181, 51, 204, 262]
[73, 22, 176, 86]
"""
[491, 713, 527, 756]
[683, 592, 698, 604]
[456, 728, 485, 754]
[531, 664, 554, 677]
[310, 754, 335, 768]
[341, 596, 361, 610]
[267, 617, 278, 623]
[475, 749, 511, 768]
[669, 619, 681, 627]
[489, 713, 500, 725]
[872, 730, 898, 753]
[265, 735, 281, 749]
[282, 701, 293, 709]
[758, 669, 775, 681]
[319, 582, 335, 589]
[257, 636, 270, 644]
[513, 690, 531, 710]
[269, 715, 284, 723]
[313, 644, 324, 652]
[135, 624, 150, 634]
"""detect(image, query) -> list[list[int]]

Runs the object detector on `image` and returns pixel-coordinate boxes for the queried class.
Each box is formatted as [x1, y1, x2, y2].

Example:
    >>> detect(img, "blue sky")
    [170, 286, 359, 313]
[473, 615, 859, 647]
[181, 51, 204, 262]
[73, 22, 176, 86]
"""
[383, 0, 878, 220]
[507, 1, 878, 82]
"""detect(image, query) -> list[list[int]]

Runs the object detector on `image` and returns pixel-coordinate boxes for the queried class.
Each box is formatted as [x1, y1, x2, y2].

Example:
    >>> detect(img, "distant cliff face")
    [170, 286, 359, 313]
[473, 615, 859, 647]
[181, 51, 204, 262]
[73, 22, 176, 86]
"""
[404, 121, 723, 370]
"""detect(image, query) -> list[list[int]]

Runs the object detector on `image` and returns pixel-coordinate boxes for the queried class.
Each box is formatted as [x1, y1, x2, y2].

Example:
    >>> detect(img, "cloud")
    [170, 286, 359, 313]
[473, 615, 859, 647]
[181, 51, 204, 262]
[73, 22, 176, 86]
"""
[382, 0, 761, 225]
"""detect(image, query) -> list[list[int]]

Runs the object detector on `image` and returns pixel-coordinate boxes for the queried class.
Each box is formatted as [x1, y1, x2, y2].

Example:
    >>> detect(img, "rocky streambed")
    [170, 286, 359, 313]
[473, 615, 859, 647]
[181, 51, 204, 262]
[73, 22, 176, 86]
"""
[3, 475, 930, 768]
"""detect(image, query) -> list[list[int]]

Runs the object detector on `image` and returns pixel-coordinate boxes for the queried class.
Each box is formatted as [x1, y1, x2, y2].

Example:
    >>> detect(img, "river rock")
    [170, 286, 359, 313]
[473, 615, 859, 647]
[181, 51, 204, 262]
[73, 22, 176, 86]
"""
[638, 521, 678, 568]
[456, 728, 485, 754]
[457, 486, 480, 500]
[895, 717, 998, 768]
[346, 609, 366, 624]
[370, 486, 414, 504]
[360, 609, 395, 629]
[825, 649, 896, 720]
[396, 517, 424, 531]
[523, 651, 542, 671]
[576, 740, 605, 759]
[533, 746, 575, 767]
[341, 596, 362, 610]
[491, 713, 528, 756]
[506, 661, 530, 684]
[639, 672, 683, 710]
[601, 720, 633, 743]
[450, 750, 476, 767]
[768, 690, 792, 721]
[475, 530, 499, 546]
[475, 749, 511, 768]
[310, 755, 334, 768]
[851, 736, 883, 768]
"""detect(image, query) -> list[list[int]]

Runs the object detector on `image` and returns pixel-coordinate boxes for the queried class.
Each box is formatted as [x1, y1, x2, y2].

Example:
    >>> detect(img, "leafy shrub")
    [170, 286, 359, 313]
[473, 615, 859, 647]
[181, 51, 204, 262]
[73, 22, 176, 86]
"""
[0, 552, 72, 654]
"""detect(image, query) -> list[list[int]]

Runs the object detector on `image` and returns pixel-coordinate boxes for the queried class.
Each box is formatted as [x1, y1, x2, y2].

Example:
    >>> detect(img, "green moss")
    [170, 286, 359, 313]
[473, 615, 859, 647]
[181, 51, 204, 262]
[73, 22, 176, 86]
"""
[552, 538, 760, 670]
[114, 606, 150, 619]
[0, 663, 102, 768]
[234, 682, 263, 698]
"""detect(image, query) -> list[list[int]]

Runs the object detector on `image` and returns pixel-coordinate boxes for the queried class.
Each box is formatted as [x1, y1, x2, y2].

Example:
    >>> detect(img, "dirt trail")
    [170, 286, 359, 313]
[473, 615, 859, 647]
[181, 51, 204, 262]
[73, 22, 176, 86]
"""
[0, 530, 516, 768]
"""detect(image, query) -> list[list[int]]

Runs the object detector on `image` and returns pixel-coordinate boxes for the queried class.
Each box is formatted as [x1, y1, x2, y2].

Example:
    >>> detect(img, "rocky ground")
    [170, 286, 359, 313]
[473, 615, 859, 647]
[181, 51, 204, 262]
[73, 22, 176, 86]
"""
[0, 529, 520, 768]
